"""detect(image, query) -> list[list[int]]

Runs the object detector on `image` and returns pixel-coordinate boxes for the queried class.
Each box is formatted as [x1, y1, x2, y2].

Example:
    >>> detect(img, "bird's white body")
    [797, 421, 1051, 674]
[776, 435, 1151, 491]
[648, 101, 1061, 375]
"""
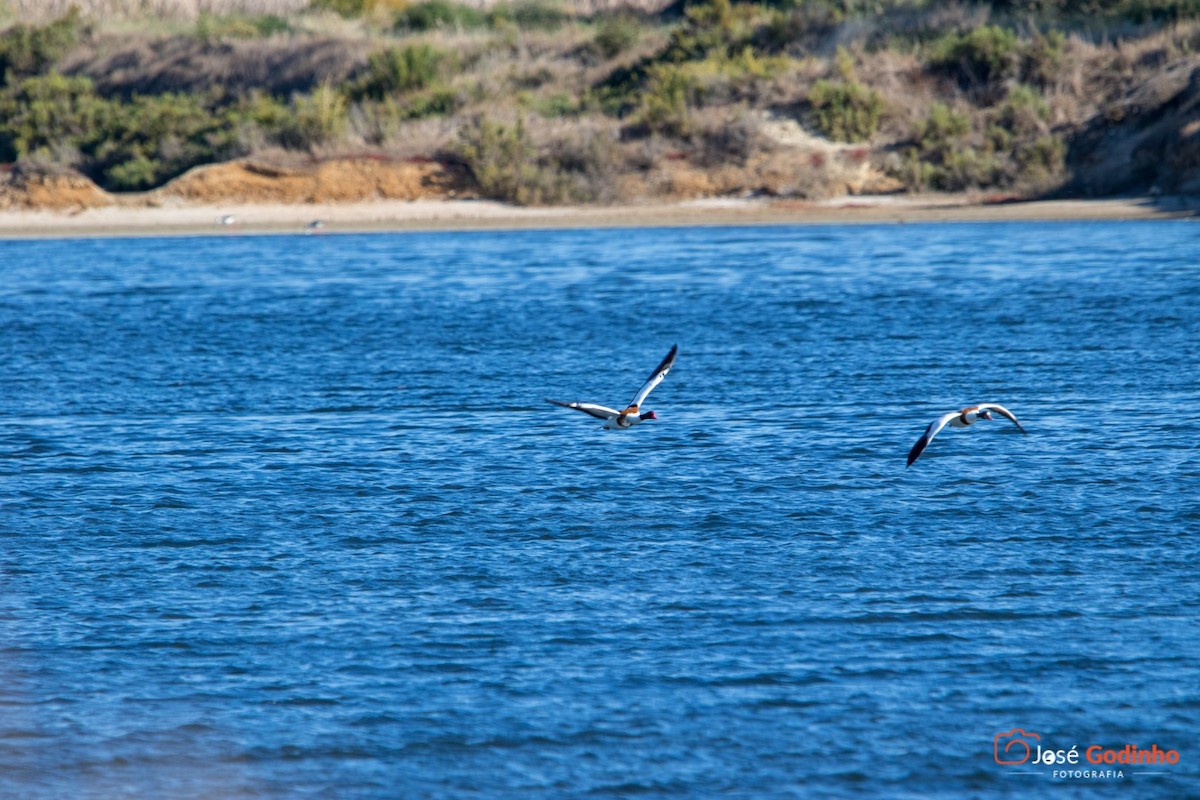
[947, 410, 981, 428]
[602, 413, 646, 430]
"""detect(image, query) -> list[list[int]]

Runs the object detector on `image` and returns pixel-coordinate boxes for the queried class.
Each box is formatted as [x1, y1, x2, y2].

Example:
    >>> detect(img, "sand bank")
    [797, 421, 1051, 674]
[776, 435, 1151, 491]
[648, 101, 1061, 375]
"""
[0, 194, 1195, 238]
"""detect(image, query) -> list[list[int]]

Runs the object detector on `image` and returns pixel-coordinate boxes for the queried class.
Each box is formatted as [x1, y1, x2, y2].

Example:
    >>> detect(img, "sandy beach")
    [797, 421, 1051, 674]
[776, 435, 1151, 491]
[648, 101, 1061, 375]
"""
[0, 194, 1195, 238]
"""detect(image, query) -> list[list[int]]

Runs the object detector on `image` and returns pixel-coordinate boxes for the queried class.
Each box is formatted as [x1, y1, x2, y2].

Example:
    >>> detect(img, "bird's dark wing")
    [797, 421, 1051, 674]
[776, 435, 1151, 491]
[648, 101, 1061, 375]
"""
[907, 412, 958, 467]
[628, 344, 678, 409]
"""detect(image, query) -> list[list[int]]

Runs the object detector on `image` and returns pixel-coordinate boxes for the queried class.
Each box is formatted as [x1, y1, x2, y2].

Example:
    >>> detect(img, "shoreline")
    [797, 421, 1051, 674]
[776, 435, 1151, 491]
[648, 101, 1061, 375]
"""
[0, 195, 1196, 238]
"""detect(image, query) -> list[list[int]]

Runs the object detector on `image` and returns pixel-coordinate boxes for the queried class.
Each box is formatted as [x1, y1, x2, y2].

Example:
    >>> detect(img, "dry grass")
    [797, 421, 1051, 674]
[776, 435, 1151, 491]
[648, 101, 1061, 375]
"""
[63, 33, 372, 97]
[1, 0, 673, 22]
[3, 0, 309, 20]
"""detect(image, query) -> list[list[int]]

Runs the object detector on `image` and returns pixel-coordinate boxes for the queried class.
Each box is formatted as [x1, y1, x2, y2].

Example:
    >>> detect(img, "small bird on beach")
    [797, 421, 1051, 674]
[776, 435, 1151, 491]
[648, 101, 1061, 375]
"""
[547, 344, 678, 430]
[907, 403, 1027, 467]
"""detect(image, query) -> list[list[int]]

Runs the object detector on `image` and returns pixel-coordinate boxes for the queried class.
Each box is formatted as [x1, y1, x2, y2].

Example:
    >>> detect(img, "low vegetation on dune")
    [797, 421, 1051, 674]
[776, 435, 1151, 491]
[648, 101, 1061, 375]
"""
[0, 0, 1198, 206]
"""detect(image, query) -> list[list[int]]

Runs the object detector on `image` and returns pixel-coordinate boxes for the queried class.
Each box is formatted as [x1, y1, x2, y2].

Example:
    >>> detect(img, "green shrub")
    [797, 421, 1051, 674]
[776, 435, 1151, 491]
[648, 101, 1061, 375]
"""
[105, 149, 159, 190]
[395, 0, 488, 32]
[664, 0, 737, 62]
[457, 118, 621, 204]
[756, 2, 841, 54]
[893, 102, 973, 192]
[530, 91, 582, 117]
[456, 116, 539, 202]
[724, 45, 789, 80]
[488, 0, 570, 30]
[280, 84, 348, 151]
[635, 64, 698, 136]
[352, 45, 445, 100]
[593, 14, 640, 59]
[1016, 134, 1065, 179]
[687, 0, 736, 36]
[407, 85, 461, 118]
[196, 13, 293, 41]
[901, 149, 937, 191]
[929, 24, 1021, 89]
[987, 124, 1014, 153]
[918, 102, 971, 151]
[229, 92, 291, 128]
[937, 146, 1001, 190]
[0, 72, 103, 161]
[354, 86, 462, 143]
[995, 84, 1050, 136]
[808, 78, 884, 142]
[0, 74, 249, 191]
[0, 9, 87, 85]
[90, 92, 240, 191]
[1022, 29, 1064, 88]
[897, 93, 1065, 193]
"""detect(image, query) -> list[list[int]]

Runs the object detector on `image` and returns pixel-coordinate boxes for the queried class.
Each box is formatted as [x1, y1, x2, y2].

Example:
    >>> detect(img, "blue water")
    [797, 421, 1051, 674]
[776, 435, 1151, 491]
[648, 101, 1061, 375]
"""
[1, 222, 1198, 799]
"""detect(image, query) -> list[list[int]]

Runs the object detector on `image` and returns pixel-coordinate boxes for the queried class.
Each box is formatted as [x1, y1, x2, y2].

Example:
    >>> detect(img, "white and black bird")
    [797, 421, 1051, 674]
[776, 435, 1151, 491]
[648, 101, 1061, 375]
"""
[907, 403, 1027, 467]
[547, 345, 678, 430]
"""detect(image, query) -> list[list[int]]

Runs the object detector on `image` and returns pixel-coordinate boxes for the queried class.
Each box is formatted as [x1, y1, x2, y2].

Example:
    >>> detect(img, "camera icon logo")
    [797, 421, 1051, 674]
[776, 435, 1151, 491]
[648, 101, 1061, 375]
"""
[994, 729, 1041, 765]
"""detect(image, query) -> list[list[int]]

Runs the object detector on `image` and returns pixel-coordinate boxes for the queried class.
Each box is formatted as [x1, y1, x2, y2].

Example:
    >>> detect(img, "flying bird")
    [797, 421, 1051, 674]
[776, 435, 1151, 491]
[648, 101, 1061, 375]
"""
[907, 403, 1027, 467]
[547, 344, 678, 430]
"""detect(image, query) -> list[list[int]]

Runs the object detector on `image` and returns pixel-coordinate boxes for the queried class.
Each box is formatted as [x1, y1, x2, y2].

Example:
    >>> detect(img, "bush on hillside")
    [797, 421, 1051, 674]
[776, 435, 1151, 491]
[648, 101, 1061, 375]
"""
[663, 0, 740, 62]
[898, 88, 1066, 193]
[456, 116, 538, 202]
[809, 78, 884, 142]
[394, 0, 488, 32]
[995, 84, 1050, 136]
[279, 84, 348, 151]
[592, 14, 641, 59]
[91, 92, 246, 191]
[352, 45, 445, 100]
[195, 13, 294, 41]
[0, 72, 248, 191]
[928, 25, 1021, 92]
[634, 64, 699, 136]
[455, 115, 624, 204]
[488, 0, 571, 31]
[0, 72, 103, 162]
[0, 9, 88, 85]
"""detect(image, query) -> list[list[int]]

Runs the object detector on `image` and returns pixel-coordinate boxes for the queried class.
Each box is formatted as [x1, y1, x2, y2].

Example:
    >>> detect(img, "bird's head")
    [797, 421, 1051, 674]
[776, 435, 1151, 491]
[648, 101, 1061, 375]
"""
[979, 409, 995, 421]
[640, 410, 658, 421]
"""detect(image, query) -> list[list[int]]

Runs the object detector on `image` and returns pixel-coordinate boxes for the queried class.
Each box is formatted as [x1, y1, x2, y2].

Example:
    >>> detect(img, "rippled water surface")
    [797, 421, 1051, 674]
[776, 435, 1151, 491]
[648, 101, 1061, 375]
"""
[2, 222, 1198, 798]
